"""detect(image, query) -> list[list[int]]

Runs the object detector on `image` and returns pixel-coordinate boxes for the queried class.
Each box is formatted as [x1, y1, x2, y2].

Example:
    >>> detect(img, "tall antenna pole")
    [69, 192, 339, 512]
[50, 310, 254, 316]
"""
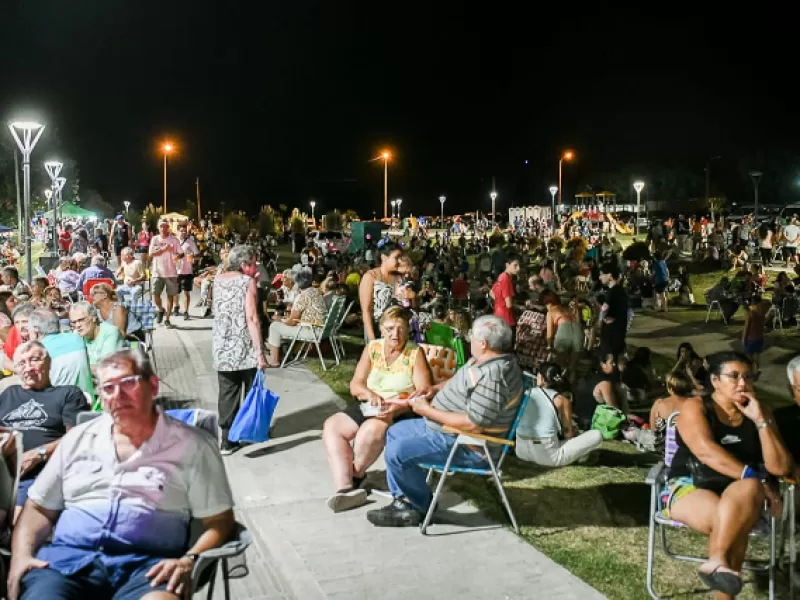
[196, 177, 202, 223]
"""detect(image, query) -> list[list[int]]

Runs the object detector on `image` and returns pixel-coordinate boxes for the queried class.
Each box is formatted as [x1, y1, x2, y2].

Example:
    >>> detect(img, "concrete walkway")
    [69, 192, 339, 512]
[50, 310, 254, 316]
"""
[151, 314, 605, 599]
[628, 312, 796, 403]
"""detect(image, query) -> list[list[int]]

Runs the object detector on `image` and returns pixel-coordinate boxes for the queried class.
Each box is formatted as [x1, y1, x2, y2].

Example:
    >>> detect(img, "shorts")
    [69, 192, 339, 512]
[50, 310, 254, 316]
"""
[342, 402, 420, 427]
[743, 338, 764, 355]
[151, 277, 179, 297]
[654, 282, 668, 293]
[178, 274, 194, 292]
[659, 476, 696, 517]
[784, 246, 797, 258]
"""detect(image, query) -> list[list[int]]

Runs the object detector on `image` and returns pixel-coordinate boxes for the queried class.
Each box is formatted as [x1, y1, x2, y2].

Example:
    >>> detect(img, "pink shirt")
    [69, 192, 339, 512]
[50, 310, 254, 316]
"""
[148, 234, 181, 278]
[177, 237, 199, 276]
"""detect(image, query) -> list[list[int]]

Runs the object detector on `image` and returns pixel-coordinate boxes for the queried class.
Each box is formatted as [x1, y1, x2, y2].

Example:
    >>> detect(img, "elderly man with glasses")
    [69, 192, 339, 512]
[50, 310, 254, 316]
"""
[366, 315, 524, 527]
[69, 302, 125, 374]
[8, 349, 235, 600]
[0, 341, 89, 521]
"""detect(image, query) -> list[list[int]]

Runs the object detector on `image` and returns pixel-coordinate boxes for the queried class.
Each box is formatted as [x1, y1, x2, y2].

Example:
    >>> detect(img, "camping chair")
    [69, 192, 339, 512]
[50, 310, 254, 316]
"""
[645, 412, 796, 599]
[417, 371, 534, 535]
[705, 299, 728, 324]
[0, 430, 23, 594]
[280, 295, 346, 372]
[329, 300, 354, 360]
[79, 277, 116, 302]
[124, 299, 157, 370]
[418, 343, 457, 384]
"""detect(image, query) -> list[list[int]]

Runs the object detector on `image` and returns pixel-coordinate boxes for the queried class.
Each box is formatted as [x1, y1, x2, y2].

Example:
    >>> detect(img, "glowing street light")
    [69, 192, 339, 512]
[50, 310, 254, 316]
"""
[558, 151, 574, 210]
[633, 181, 645, 236]
[309, 200, 316, 222]
[439, 196, 446, 226]
[549, 186, 558, 226]
[490, 190, 498, 227]
[45, 161, 63, 255]
[9, 121, 45, 283]
[44, 189, 52, 202]
[396, 198, 402, 221]
[370, 150, 392, 219]
[162, 141, 174, 212]
[390, 199, 397, 218]
[124, 200, 131, 214]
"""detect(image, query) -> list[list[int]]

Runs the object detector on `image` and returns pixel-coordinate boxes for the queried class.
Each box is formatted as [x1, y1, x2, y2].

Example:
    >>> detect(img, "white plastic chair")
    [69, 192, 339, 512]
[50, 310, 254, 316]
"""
[705, 299, 728, 324]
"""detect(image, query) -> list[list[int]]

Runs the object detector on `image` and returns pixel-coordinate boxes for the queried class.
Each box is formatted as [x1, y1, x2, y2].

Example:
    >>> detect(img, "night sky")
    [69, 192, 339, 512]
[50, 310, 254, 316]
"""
[0, 4, 795, 218]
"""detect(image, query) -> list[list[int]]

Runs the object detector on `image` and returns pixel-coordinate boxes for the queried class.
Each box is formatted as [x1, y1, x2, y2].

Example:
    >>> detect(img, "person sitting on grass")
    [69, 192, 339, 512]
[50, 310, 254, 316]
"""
[365, 315, 522, 527]
[322, 306, 431, 513]
[516, 363, 602, 467]
[664, 351, 791, 599]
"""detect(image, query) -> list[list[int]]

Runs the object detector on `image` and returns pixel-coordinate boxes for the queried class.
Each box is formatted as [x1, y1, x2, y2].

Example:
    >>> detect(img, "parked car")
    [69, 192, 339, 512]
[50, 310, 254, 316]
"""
[313, 230, 347, 255]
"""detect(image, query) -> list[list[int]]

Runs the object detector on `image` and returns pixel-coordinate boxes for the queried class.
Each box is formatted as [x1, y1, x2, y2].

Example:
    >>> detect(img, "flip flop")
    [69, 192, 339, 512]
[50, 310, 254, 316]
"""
[698, 563, 743, 596]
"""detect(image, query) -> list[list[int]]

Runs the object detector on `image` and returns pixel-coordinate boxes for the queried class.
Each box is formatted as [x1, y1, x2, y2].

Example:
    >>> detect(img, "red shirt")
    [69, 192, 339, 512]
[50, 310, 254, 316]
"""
[493, 272, 516, 326]
[4, 326, 21, 361]
[451, 278, 469, 300]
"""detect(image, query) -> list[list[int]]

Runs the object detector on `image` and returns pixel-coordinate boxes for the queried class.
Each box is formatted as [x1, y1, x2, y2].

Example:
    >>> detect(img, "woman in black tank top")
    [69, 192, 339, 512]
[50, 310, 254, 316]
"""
[666, 352, 792, 598]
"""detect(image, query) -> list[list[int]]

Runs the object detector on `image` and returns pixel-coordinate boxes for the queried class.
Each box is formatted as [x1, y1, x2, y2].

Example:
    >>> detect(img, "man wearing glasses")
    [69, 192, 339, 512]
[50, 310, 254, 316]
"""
[7, 349, 235, 600]
[0, 341, 88, 521]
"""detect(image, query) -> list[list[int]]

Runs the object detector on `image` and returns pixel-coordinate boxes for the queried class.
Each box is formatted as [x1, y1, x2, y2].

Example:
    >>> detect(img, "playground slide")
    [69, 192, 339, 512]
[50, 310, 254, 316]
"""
[607, 213, 632, 235]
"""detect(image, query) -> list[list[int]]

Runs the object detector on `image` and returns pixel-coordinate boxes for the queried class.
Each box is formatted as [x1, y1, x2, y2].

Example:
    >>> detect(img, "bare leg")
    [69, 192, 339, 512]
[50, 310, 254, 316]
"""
[183, 290, 191, 313]
[165, 294, 175, 317]
[153, 292, 164, 312]
[267, 343, 280, 365]
[322, 413, 359, 490]
[707, 479, 763, 566]
[352, 417, 390, 477]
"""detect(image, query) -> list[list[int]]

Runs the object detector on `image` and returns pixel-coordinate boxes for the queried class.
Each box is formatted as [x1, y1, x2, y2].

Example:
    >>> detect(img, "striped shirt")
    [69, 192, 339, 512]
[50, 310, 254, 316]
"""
[425, 354, 523, 436]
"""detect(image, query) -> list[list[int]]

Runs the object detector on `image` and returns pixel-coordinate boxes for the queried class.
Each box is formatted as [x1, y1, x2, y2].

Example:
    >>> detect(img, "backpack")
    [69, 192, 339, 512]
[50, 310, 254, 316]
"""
[591, 404, 627, 440]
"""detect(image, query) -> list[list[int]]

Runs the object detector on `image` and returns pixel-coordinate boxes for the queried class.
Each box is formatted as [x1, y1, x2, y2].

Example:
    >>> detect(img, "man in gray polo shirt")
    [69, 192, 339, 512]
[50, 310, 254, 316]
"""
[366, 315, 523, 527]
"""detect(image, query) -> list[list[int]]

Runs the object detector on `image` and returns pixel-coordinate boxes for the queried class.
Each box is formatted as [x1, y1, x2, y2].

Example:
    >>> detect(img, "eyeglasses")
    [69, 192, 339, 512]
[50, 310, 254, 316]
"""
[720, 371, 757, 383]
[70, 316, 90, 328]
[15, 356, 45, 369]
[98, 375, 143, 397]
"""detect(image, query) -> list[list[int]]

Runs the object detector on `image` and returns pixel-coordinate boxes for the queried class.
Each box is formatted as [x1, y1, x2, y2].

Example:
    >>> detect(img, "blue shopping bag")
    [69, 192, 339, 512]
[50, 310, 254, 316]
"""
[227, 371, 279, 443]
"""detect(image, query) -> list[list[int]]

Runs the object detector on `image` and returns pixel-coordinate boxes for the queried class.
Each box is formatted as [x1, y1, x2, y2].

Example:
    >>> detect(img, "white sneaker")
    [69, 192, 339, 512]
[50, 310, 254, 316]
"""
[326, 488, 368, 513]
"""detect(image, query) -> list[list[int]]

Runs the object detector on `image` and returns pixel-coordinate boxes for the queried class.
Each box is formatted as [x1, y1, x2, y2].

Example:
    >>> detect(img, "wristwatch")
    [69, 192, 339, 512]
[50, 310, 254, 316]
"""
[37, 447, 47, 461]
[182, 553, 199, 564]
[756, 419, 772, 430]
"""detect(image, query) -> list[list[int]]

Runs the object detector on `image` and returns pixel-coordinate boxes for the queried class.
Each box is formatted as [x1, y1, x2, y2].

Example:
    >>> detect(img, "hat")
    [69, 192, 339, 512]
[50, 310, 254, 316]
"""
[116, 215, 124, 220]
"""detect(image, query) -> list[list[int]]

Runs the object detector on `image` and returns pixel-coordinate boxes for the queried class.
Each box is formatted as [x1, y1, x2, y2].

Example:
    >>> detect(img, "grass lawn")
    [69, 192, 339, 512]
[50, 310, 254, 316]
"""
[307, 341, 787, 599]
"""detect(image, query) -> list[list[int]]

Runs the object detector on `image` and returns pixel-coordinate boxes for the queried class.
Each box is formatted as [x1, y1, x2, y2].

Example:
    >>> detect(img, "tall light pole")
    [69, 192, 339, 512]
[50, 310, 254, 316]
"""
[372, 150, 391, 219]
[9, 121, 45, 284]
[749, 170, 763, 222]
[124, 200, 131, 221]
[163, 142, 174, 213]
[45, 161, 63, 255]
[55, 177, 66, 232]
[558, 151, 574, 209]
[439, 195, 446, 226]
[396, 198, 402, 221]
[490, 190, 498, 227]
[390, 199, 396, 218]
[309, 200, 316, 223]
[549, 185, 558, 226]
[633, 181, 645, 236]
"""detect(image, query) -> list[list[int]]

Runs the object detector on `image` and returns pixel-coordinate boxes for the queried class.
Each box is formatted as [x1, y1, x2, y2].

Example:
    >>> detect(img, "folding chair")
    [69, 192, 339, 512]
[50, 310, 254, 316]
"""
[645, 412, 796, 599]
[329, 300, 354, 361]
[417, 371, 534, 535]
[79, 277, 116, 302]
[124, 299, 157, 370]
[280, 296, 346, 372]
[705, 299, 728, 324]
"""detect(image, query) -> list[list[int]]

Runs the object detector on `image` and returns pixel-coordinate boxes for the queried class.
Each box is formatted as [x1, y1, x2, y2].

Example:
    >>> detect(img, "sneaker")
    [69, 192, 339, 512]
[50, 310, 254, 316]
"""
[156, 310, 165, 324]
[203, 307, 212, 318]
[164, 319, 174, 328]
[183, 311, 191, 320]
[172, 306, 180, 316]
[220, 439, 238, 456]
[327, 488, 369, 513]
[366, 498, 422, 527]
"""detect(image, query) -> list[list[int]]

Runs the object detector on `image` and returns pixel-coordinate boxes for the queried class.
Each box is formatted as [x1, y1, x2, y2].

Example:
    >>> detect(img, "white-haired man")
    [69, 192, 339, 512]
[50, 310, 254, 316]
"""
[77, 255, 114, 291]
[8, 349, 235, 600]
[366, 315, 523, 527]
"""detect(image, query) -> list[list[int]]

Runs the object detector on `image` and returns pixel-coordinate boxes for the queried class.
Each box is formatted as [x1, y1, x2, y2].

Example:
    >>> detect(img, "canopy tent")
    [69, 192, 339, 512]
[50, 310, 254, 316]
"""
[162, 212, 189, 221]
[44, 204, 96, 219]
[0, 225, 13, 233]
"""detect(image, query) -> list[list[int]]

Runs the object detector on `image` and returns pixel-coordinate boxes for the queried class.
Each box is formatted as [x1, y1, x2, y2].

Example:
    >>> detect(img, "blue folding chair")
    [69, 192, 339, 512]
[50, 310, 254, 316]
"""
[418, 371, 534, 534]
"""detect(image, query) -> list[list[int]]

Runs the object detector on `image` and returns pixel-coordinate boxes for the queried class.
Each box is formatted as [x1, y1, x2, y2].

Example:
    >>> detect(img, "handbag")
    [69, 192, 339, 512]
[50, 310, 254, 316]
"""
[686, 456, 734, 491]
[591, 404, 627, 440]
[227, 371, 280, 444]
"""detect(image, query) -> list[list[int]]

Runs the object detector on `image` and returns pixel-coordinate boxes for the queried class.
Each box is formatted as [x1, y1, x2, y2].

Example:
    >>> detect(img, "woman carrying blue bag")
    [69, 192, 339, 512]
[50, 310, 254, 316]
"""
[212, 245, 268, 455]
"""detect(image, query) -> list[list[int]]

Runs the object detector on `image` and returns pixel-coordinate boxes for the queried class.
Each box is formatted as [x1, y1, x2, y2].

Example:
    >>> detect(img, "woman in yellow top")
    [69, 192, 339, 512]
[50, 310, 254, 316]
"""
[323, 306, 431, 513]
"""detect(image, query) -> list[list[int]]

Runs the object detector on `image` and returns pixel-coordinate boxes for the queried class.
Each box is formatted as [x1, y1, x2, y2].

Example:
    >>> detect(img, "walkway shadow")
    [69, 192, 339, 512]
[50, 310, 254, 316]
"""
[270, 402, 340, 438]
[245, 433, 320, 458]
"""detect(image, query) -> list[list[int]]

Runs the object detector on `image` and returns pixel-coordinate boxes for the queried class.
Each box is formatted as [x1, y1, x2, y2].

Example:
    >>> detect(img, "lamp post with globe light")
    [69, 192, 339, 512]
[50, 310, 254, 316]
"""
[9, 121, 45, 283]
[55, 177, 66, 227]
[549, 185, 558, 228]
[633, 181, 645, 236]
[558, 151, 574, 209]
[390, 200, 396, 219]
[490, 191, 498, 227]
[439, 196, 446, 228]
[162, 142, 174, 212]
[396, 198, 402, 222]
[45, 161, 63, 255]
[309, 200, 316, 224]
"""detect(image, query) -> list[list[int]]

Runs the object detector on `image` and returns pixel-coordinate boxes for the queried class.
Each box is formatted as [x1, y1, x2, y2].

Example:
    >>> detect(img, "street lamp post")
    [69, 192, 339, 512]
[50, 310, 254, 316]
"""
[749, 170, 763, 222]
[9, 121, 45, 284]
[309, 200, 316, 223]
[549, 185, 558, 228]
[44, 189, 53, 252]
[55, 177, 65, 233]
[439, 196, 446, 227]
[633, 181, 645, 236]
[558, 151, 574, 209]
[44, 161, 63, 255]
[163, 142, 174, 213]
[396, 198, 402, 222]
[381, 151, 390, 219]
[124, 200, 131, 222]
[390, 200, 396, 218]
[490, 191, 498, 227]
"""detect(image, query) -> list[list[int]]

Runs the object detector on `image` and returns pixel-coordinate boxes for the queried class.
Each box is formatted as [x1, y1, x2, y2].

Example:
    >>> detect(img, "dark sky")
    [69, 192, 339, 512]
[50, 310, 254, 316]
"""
[1, 3, 796, 218]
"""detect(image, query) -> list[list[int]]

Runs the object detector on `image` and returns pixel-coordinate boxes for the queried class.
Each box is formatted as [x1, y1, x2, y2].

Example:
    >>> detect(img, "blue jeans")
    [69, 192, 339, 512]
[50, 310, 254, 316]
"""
[385, 418, 488, 513]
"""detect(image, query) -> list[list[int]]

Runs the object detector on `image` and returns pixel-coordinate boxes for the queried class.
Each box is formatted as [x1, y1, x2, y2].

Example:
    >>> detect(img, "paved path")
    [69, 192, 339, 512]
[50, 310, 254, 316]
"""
[150, 304, 605, 599]
[628, 313, 795, 405]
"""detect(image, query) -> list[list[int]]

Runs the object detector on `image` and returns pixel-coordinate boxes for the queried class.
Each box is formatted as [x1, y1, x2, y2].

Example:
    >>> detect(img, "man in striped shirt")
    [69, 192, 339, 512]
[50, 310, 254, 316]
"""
[367, 315, 523, 527]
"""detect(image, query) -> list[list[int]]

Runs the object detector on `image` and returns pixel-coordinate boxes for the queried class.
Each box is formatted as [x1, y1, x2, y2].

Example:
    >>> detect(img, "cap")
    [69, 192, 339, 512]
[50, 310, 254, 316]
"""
[116, 215, 124, 220]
